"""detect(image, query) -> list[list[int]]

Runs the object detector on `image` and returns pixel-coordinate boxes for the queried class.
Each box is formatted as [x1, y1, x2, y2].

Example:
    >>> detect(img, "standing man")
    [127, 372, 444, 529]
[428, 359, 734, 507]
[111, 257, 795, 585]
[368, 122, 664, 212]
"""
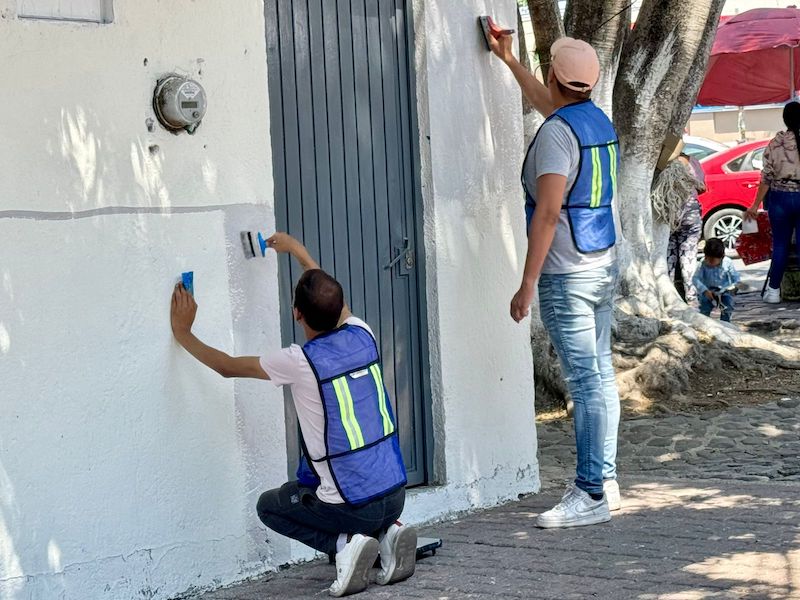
[170, 233, 417, 596]
[488, 32, 622, 528]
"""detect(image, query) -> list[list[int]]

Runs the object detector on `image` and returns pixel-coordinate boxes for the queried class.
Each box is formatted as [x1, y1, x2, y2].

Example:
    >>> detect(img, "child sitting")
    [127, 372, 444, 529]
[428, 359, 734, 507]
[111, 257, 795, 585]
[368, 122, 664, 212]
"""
[692, 237, 740, 322]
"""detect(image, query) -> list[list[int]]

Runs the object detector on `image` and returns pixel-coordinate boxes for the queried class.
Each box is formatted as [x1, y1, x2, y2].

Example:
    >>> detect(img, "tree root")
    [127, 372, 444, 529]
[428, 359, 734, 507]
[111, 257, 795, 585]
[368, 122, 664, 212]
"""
[531, 300, 800, 416]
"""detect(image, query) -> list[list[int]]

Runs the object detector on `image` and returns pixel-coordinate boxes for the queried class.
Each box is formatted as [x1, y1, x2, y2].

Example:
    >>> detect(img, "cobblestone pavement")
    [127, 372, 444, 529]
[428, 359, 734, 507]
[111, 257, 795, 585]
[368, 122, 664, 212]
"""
[538, 398, 800, 486]
[197, 399, 800, 600]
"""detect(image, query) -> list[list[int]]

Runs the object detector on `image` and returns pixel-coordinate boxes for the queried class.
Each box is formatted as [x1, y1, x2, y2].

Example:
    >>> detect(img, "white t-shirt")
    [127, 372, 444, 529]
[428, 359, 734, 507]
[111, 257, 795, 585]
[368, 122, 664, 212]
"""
[522, 117, 618, 275]
[260, 316, 374, 505]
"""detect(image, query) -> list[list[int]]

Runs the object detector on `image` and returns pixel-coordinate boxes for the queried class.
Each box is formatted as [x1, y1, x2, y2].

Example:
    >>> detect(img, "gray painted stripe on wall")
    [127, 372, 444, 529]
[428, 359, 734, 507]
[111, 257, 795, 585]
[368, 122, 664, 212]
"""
[0, 204, 265, 221]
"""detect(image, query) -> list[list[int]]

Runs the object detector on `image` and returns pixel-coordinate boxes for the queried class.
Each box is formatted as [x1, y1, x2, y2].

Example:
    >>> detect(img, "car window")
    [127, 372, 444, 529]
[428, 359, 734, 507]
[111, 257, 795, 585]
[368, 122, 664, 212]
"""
[750, 148, 765, 171]
[683, 144, 714, 160]
[725, 154, 747, 172]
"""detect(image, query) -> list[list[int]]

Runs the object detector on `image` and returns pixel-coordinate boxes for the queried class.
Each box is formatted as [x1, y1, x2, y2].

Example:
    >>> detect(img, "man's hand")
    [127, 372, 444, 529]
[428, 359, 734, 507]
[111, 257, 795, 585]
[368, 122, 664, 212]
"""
[267, 232, 302, 254]
[704, 290, 714, 301]
[267, 232, 320, 271]
[171, 283, 197, 339]
[745, 206, 759, 221]
[510, 282, 535, 323]
[488, 31, 515, 64]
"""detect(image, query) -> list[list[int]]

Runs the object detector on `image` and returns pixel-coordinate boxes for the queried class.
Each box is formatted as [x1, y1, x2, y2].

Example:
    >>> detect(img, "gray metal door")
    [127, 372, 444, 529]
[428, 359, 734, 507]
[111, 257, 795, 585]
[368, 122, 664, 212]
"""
[265, 0, 428, 486]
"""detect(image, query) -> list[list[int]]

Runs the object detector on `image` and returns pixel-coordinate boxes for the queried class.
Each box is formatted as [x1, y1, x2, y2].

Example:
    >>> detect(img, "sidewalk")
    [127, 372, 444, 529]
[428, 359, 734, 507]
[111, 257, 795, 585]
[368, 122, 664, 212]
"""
[197, 400, 800, 600]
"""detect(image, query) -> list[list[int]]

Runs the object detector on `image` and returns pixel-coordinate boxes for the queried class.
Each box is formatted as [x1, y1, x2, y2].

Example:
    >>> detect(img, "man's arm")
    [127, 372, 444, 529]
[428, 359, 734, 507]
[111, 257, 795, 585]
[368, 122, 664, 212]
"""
[171, 284, 270, 379]
[488, 32, 555, 118]
[510, 174, 565, 322]
[267, 232, 352, 324]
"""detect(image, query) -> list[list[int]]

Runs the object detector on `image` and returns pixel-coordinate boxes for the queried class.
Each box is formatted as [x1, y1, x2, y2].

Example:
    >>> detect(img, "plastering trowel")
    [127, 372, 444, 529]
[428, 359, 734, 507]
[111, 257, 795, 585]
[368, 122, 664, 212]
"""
[241, 231, 269, 259]
[478, 15, 515, 51]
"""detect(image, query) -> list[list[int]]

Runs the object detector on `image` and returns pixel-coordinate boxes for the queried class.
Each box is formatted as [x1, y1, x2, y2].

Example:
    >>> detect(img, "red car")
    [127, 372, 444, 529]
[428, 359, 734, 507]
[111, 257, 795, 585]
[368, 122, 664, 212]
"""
[699, 139, 769, 248]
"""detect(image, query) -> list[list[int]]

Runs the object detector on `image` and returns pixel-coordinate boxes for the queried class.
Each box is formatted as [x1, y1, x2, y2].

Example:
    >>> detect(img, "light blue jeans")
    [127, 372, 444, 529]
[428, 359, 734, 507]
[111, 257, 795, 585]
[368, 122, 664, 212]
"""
[538, 264, 621, 496]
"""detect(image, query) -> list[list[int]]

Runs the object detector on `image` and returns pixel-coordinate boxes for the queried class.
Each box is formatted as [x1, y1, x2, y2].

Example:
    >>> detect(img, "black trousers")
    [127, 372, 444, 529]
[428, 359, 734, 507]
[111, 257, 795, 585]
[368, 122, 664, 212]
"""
[257, 481, 405, 555]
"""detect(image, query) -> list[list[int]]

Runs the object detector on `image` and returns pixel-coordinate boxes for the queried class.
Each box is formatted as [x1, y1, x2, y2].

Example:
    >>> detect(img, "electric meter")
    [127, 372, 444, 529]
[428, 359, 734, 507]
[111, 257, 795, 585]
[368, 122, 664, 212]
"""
[153, 76, 207, 134]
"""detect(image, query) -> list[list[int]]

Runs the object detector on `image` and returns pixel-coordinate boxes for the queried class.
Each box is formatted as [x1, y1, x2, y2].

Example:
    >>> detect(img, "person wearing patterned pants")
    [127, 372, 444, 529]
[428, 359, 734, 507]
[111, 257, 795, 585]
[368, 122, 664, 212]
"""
[668, 154, 706, 304]
[667, 211, 702, 303]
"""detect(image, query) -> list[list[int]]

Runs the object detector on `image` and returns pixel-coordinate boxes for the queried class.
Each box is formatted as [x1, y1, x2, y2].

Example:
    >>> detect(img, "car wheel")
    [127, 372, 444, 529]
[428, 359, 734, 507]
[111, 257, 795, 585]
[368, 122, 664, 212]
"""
[703, 207, 744, 250]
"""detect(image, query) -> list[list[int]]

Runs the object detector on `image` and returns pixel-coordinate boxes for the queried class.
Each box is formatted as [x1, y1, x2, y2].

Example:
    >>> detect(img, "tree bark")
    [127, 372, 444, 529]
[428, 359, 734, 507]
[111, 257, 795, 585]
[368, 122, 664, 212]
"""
[612, 0, 726, 316]
[526, 0, 564, 82]
[518, 6, 535, 115]
[564, 0, 631, 116]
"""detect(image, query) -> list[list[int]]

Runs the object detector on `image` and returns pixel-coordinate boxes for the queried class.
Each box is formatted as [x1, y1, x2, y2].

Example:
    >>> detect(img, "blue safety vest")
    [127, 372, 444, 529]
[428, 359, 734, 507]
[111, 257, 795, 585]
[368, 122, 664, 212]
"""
[522, 100, 619, 254]
[297, 324, 407, 506]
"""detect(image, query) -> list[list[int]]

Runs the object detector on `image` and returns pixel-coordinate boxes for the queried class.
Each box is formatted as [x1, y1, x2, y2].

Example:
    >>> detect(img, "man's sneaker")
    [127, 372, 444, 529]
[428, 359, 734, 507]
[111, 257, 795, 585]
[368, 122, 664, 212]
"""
[377, 523, 417, 585]
[603, 479, 621, 512]
[764, 287, 781, 303]
[535, 485, 611, 528]
[329, 534, 379, 597]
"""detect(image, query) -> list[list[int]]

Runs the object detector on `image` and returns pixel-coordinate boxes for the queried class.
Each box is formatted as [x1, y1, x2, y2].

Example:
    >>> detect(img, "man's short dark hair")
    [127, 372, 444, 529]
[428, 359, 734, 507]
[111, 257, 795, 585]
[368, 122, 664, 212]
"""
[294, 269, 344, 332]
[704, 238, 726, 259]
[556, 78, 592, 101]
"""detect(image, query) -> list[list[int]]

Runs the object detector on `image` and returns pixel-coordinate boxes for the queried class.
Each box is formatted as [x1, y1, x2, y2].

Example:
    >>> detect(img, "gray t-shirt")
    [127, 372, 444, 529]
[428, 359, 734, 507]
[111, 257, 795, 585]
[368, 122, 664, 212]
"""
[522, 118, 617, 275]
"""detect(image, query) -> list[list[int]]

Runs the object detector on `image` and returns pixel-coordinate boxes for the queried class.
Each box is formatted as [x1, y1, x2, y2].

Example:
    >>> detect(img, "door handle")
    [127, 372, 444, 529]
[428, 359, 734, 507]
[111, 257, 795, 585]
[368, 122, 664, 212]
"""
[384, 237, 410, 270]
[744, 182, 758, 189]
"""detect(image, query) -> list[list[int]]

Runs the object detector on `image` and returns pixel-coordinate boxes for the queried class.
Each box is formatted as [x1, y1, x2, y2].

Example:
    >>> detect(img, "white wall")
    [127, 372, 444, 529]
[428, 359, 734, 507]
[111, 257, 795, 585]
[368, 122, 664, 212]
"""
[0, 0, 539, 597]
[0, 2, 293, 598]
[404, 0, 539, 523]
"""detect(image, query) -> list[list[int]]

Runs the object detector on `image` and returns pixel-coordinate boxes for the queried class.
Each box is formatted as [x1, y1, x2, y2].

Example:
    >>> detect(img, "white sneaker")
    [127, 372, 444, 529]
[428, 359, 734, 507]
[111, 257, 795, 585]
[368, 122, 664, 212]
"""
[536, 485, 611, 528]
[329, 534, 379, 597]
[603, 479, 621, 512]
[764, 287, 781, 303]
[377, 523, 417, 585]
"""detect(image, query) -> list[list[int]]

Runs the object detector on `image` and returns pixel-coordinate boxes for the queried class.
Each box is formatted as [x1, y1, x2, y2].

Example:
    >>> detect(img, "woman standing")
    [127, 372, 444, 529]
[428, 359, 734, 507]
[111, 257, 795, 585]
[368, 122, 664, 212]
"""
[667, 153, 706, 303]
[745, 101, 800, 303]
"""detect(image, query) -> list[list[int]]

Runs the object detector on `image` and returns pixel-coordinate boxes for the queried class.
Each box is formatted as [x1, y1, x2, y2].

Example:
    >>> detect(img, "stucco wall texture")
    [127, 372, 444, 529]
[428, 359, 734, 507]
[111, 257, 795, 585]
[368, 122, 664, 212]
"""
[0, 2, 290, 598]
[409, 0, 539, 518]
[0, 0, 539, 598]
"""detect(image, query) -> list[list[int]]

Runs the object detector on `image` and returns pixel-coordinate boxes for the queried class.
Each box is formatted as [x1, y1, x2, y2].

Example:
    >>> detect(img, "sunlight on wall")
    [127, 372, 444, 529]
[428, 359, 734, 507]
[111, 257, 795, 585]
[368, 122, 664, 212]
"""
[202, 157, 218, 194]
[499, 203, 520, 272]
[60, 107, 99, 205]
[0, 461, 23, 594]
[2, 270, 12, 300]
[47, 540, 62, 572]
[0, 323, 9, 354]
[130, 140, 169, 207]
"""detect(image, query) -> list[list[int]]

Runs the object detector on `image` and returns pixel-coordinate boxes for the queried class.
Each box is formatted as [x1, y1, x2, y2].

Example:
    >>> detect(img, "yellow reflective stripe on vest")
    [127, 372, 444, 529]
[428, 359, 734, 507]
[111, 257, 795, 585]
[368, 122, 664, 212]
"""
[369, 364, 394, 436]
[333, 377, 365, 449]
[608, 143, 618, 196]
[590, 146, 602, 208]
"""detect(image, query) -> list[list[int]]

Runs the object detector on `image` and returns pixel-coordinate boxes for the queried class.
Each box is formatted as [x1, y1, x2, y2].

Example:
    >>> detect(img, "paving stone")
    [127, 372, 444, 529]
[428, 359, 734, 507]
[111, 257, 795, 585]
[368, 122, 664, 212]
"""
[707, 437, 737, 449]
[197, 400, 800, 600]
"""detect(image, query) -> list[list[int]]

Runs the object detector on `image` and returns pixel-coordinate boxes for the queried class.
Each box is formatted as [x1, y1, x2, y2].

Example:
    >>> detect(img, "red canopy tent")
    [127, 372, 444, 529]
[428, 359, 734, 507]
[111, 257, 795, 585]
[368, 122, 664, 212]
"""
[697, 7, 800, 106]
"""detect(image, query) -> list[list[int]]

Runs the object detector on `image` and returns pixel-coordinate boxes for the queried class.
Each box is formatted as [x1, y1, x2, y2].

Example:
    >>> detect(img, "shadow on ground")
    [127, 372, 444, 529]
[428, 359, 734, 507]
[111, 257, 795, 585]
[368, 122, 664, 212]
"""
[198, 476, 800, 600]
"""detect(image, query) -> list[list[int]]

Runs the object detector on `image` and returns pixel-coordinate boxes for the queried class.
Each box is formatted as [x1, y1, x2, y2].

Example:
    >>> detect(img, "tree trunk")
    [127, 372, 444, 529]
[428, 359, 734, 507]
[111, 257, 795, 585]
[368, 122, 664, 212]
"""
[612, 0, 726, 316]
[564, 0, 630, 116]
[525, 0, 800, 412]
[518, 6, 535, 115]
[526, 0, 564, 82]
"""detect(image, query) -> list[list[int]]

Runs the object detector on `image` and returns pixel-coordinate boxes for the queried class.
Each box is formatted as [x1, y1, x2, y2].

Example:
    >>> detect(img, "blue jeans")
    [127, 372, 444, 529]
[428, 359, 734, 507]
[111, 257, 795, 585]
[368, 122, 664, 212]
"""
[699, 291, 735, 322]
[767, 190, 800, 289]
[538, 264, 621, 496]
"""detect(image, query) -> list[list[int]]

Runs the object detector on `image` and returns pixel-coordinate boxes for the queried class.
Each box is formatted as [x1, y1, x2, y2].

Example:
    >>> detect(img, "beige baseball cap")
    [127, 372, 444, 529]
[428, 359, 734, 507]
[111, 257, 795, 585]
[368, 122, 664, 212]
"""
[550, 37, 600, 92]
